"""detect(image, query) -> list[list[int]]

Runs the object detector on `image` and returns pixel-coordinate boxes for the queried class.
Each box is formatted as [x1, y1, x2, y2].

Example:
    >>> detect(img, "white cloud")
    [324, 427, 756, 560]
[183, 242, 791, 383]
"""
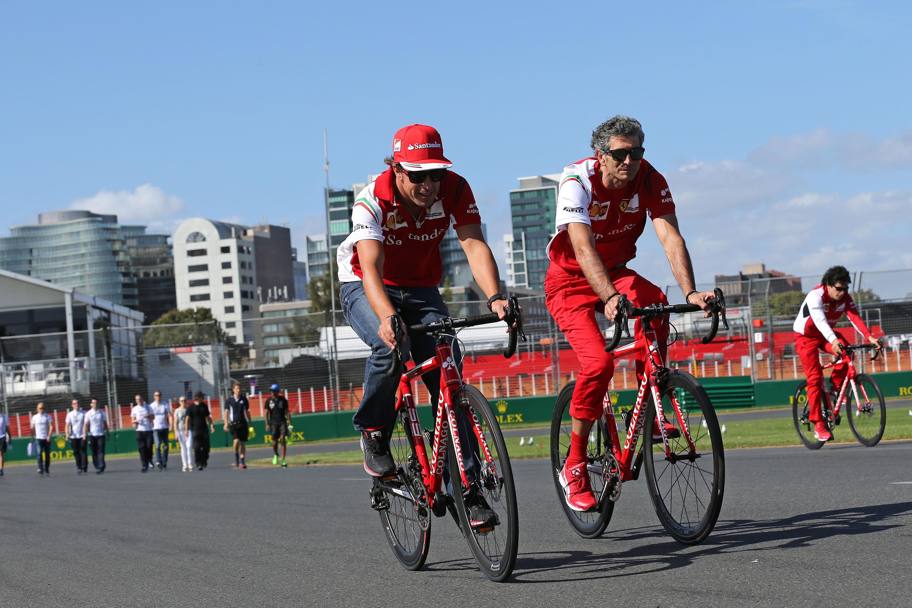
[70, 183, 185, 224]
[748, 128, 912, 171]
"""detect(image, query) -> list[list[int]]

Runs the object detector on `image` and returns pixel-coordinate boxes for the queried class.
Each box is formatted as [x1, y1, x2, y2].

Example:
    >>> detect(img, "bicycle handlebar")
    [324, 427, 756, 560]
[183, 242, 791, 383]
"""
[838, 342, 882, 362]
[604, 288, 728, 352]
[404, 295, 526, 359]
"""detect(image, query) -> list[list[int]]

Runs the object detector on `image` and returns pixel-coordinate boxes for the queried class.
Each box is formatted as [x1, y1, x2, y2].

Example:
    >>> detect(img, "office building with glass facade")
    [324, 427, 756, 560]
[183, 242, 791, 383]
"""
[508, 175, 560, 290]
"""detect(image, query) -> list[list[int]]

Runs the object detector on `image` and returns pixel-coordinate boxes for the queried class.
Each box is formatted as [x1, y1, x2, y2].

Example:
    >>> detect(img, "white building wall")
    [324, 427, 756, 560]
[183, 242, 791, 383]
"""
[173, 218, 249, 343]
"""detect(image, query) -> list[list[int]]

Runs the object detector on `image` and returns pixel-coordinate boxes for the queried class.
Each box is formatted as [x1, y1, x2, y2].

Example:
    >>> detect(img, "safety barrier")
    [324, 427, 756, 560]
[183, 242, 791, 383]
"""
[7, 371, 910, 462]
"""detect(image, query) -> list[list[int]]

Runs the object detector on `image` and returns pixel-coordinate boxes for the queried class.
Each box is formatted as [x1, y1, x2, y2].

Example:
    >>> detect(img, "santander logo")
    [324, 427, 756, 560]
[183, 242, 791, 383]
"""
[407, 142, 442, 151]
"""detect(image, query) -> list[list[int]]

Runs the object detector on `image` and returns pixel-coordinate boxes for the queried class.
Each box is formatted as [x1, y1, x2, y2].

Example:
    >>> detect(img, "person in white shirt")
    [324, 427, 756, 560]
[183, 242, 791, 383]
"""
[30, 402, 53, 476]
[83, 399, 108, 474]
[65, 399, 88, 474]
[0, 409, 9, 477]
[173, 396, 194, 472]
[149, 390, 173, 471]
[131, 394, 154, 473]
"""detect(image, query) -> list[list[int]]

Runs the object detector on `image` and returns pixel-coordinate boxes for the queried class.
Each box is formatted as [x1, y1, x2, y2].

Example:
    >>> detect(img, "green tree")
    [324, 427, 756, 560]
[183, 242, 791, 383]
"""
[308, 259, 339, 314]
[752, 289, 806, 318]
[852, 288, 882, 304]
[441, 276, 453, 304]
[143, 308, 229, 347]
[287, 315, 320, 345]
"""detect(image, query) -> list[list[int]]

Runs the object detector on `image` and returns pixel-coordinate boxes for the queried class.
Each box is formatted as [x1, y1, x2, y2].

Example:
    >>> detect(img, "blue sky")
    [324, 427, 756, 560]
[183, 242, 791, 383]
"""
[2, 1, 910, 289]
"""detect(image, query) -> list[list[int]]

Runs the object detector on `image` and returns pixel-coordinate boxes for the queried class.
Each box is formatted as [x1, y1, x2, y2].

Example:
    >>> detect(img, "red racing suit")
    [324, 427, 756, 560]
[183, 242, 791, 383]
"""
[793, 285, 873, 423]
[544, 157, 676, 420]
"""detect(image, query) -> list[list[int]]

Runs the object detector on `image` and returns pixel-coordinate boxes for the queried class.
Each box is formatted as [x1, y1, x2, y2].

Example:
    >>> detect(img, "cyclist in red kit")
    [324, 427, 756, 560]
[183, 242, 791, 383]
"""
[545, 115, 716, 512]
[337, 124, 509, 529]
[793, 265, 881, 442]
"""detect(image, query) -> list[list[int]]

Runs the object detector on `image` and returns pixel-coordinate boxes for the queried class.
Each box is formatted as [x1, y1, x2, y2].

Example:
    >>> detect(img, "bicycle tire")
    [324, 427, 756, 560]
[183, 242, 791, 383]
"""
[446, 385, 518, 582]
[378, 410, 431, 570]
[792, 382, 825, 450]
[549, 381, 614, 539]
[846, 373, 886, 447]
[643, 371, 724, 545]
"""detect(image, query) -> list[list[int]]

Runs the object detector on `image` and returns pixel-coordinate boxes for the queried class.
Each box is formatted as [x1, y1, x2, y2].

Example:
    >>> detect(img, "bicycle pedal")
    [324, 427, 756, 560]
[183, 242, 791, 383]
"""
[432, 492, 451, 517]
[834, 414, 842, 426]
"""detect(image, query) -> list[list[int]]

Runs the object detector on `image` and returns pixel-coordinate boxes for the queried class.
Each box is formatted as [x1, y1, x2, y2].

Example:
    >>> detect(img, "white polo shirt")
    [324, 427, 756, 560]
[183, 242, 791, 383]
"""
[131, 404, 154, 432]
[150, 401, 172, 431]
[66, 409, 87, 439]
[31, 413, 52, 440]
[0, 414, 8, 438]
[85, 409, 107, 437]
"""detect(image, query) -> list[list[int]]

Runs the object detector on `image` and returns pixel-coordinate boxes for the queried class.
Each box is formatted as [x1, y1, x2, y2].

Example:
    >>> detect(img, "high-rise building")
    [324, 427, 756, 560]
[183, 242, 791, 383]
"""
[0, 210, 155, 311]
[305, 234, 329, 281]
[328, 188, 355, 251]
[293, 259, 309, 300]
[122, 226, 176, 323]
[172, 219, 295, 344]
[439, 224, 488, 288]
[508, 175, 560, 291]
[503, 233, 528, 289]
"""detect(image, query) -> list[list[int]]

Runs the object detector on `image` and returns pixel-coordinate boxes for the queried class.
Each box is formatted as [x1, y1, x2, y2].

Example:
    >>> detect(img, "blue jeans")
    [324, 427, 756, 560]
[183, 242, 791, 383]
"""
[153, 428, 169, 467]
[341, 281, 479, 484]
[342, 281, 458, 432]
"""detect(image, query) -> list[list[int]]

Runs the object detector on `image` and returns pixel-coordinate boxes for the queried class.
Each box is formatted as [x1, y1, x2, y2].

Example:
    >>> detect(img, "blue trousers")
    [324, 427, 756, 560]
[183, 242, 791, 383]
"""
[342, 281, 460, 432]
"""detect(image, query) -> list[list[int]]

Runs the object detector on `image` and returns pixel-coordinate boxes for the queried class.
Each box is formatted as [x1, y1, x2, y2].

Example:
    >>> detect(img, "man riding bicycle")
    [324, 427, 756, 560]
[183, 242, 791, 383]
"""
[793, 265, 880, 442]
[545, 115, 716, 512]
[337, 124, 508, 526]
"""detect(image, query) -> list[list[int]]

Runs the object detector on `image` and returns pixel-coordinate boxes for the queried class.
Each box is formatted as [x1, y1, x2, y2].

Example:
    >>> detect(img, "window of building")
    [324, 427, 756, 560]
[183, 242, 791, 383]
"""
[221, 261, 232, 269]
[187, 248, 207, 257]
[223, 291, 234, 299]
[242, 305, 250, 312]
[188, 264, 208, 273]
[222, 276, 233, 284]
[186, 231, 207, 243]
[189, 278, 210, 287]
[224, 306, 235, 313]
[190, 293, 210, 302]
[224, 321, 236, 328]
[220, 246, 230, 254]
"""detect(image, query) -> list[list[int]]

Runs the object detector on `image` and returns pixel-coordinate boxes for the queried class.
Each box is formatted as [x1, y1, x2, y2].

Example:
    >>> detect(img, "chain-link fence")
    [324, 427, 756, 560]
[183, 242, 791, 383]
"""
[4, 269, 911, 436]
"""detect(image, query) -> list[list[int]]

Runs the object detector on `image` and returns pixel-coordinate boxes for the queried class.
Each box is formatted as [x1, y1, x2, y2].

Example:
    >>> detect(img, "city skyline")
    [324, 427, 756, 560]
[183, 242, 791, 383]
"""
[2, 2, 910, 289]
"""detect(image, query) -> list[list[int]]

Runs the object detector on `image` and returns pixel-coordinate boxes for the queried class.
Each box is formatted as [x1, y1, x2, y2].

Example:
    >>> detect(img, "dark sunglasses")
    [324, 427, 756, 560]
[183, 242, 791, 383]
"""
[605, 147, 646, 163]
[831, 284, 848, 293]
[404, 168, 447, 184]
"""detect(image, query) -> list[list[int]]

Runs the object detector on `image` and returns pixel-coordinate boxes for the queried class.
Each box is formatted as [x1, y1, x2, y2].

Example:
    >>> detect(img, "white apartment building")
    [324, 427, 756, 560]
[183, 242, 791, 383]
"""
[173, 219, 291, 345]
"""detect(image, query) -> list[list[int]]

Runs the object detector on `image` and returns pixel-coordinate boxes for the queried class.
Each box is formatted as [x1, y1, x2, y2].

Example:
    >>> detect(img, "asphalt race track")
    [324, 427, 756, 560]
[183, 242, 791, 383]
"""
[2, 439, 911, 607]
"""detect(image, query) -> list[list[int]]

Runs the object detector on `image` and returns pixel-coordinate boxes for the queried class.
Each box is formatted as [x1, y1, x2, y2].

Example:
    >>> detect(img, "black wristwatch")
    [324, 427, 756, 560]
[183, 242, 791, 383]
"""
[486, 293, 507, 311]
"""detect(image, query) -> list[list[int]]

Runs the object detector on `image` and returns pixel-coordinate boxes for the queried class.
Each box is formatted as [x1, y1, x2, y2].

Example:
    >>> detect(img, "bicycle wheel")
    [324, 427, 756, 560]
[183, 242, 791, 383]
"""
[378, 411, 431, 570]
[643, 371, 724, 545]
[792, 382, 825, 450]
[446, 385, 518, 582]
[549, 381, 614, 539]
[846, 374, 886, 447]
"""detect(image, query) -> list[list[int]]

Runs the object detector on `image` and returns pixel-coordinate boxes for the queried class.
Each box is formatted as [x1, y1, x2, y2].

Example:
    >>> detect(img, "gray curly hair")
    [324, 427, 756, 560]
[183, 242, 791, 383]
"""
[591, 115, 645, 152]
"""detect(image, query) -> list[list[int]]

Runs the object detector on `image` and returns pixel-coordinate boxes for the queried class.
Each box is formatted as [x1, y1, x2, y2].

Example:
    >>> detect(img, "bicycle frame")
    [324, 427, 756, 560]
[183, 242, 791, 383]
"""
[822, 349, 874, 418]
[600, 324, 698, 482]
[394, 339, 498, 509]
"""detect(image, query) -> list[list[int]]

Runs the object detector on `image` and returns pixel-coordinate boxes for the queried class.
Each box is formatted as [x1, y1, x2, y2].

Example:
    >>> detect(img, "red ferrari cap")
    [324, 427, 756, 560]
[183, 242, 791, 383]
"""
[391, 124, 453, 171]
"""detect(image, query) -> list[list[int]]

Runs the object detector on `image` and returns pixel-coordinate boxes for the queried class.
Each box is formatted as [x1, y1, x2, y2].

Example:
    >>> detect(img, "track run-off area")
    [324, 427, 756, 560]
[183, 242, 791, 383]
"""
[2, 421, 912, 607]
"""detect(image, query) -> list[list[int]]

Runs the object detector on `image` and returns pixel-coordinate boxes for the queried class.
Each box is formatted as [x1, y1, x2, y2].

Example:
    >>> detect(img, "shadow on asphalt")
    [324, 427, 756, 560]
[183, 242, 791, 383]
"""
[502, 500, 912, 582]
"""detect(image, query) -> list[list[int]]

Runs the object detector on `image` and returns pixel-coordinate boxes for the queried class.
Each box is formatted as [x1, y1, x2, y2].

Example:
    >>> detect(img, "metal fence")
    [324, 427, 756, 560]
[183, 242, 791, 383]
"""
[3, 268, 911, 437]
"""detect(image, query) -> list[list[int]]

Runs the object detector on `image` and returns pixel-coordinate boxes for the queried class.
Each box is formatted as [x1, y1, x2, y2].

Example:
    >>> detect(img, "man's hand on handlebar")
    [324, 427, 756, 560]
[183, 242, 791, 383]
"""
[378, 314, 402, 350]
[489, 298, 510, 321]
[604, 293, 623, 321]
[830, 340, 845, 358]
[867, 335, 882, 350]
[686, 290, 717, 316]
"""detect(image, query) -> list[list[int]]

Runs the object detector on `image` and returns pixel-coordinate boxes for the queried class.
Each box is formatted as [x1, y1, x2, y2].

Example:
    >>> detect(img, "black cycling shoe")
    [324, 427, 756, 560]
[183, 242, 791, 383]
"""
[465, 491, 499, 531]
[360, 430, 395, 478]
